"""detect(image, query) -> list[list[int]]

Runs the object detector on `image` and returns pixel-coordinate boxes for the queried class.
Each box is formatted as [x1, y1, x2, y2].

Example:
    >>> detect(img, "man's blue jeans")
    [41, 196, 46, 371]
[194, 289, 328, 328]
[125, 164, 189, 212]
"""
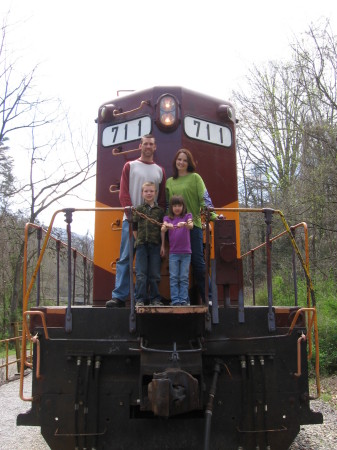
[135, 243, 161, 303]
[111, 220, 134, 301]
[169, 253, 191, 305]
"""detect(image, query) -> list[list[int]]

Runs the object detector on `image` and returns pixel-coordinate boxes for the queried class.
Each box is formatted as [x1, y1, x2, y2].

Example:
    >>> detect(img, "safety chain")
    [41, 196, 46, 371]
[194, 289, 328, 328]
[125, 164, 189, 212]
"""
[131, 207, 204, 229]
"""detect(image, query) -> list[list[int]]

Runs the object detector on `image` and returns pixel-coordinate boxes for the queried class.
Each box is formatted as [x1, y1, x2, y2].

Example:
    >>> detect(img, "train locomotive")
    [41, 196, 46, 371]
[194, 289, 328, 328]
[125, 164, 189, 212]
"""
[18, 86, 322, 449]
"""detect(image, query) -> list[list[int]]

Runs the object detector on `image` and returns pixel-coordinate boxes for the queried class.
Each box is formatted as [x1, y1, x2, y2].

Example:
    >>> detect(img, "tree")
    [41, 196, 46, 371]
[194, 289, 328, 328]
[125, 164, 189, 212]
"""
[9, 109, 96, 318]
[0, 14, 96, 323]
[234, 60, 307, 207]
[0, 17, 51, 144]
[290, 19, 337, 276]
[0, 137, 14, 207]
[234, 18, 337, 278]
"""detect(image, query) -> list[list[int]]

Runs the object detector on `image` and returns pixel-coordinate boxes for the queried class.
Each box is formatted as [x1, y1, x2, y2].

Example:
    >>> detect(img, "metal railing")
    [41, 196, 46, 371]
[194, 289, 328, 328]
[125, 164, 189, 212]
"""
[23, 222, 93, 309]
[0, 330, 32, 383]
[19, 206, 321, 400]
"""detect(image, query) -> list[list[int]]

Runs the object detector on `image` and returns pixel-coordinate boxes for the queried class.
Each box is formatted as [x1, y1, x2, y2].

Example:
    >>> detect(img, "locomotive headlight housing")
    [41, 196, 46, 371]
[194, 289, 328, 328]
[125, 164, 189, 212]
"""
[99, 104, 116, 123]
[217, 104, 235, 123]
[156, 94, 179, 131]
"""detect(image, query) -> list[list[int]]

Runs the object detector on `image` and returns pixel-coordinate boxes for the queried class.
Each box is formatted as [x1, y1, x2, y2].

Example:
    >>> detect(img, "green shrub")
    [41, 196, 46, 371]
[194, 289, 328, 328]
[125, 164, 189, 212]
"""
[254, 272, 337, 374]
[312, 275, 337, 375]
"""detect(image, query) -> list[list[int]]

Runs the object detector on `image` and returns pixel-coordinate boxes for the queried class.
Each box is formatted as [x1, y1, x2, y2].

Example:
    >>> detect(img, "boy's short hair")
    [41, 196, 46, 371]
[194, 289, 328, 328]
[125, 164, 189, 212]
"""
[142, 181, 157, 191]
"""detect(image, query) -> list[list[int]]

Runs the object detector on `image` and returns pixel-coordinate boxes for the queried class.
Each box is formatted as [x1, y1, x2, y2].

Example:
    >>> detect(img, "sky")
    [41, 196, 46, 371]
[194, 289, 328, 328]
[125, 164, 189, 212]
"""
[1, 0, 337, 234]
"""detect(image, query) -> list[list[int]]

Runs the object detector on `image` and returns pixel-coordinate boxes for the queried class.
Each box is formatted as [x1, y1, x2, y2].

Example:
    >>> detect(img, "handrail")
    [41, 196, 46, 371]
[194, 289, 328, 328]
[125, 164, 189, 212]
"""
[240, 221, 313, 352]
[23, 222, 93, 308]
[212, 208, 320, 397]
[22, 207, 124, 314]
[0, 336, 32, 382]
[112, 147, 141, 156]
[20, 311, 50, 401]
[287, 307, 320, 398]
[112, 100, 150, 117]
[241, 222, 308, 264]
[294, 333, 307, 378]
[215, 208, 315, 304]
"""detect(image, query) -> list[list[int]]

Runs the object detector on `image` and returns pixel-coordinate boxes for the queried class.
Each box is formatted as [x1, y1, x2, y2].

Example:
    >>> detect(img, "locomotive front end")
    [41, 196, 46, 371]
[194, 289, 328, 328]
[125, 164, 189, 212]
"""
[17, 86, 322, 450]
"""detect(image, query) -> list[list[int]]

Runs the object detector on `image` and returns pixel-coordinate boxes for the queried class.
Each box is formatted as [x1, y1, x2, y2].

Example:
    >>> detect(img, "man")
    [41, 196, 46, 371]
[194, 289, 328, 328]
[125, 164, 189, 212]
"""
[106, 134, 166, 307]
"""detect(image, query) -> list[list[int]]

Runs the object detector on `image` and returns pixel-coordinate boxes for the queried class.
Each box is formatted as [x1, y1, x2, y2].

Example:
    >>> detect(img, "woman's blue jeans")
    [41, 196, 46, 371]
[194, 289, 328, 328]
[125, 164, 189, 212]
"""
[169, 253, 191, 304]
[190, 226, 206, 302]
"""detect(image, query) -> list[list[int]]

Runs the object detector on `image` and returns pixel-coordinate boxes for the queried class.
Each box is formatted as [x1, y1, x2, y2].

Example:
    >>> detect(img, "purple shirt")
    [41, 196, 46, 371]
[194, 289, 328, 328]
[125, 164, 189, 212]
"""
[163, 213, 192, 254]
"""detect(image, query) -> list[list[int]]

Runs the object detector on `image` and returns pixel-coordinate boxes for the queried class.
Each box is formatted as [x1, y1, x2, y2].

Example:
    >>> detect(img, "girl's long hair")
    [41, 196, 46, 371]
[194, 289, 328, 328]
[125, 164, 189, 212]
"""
[168, 195, 187, 219]
[172, 148, 196, 179]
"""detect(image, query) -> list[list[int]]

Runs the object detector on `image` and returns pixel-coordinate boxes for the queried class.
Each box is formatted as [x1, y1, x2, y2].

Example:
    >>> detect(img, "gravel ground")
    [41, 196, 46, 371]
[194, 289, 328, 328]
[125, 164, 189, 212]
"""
[0, 371, 49, 450]
[0, 371, 336, 450]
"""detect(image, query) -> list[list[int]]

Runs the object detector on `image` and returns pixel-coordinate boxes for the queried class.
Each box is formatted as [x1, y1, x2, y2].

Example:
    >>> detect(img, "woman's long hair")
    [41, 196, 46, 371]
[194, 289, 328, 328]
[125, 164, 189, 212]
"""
[172, 148, 196, 179]
[168, 195, 187, 219]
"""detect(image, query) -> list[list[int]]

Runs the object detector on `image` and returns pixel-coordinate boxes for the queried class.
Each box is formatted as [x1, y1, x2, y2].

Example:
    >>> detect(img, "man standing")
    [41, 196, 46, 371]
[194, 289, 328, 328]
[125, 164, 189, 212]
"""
[106, 134, 166, 307]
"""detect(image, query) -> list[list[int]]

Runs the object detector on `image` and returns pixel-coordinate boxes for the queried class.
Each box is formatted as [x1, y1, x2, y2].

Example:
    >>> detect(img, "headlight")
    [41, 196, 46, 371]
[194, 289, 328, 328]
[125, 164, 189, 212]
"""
[156, 94, 179, 130]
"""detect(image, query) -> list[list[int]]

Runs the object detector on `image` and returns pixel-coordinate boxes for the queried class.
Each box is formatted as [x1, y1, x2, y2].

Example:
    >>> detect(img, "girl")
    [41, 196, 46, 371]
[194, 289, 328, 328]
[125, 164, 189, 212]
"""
[165, 149, 217, 303]
[161, 196, 193, 306]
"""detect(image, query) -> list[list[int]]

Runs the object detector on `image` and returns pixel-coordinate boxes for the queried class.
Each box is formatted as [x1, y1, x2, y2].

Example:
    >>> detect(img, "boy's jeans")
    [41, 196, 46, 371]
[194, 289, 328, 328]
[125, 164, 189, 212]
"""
[135, 243, 161, 303]
[169, 253, 191, 304]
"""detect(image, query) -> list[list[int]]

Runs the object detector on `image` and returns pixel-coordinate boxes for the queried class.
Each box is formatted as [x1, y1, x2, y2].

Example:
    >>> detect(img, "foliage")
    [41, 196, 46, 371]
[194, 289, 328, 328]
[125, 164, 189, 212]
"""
[312, 275, 337, 375]
[0, 138, 15, 206]
[253, 272, 337, 374]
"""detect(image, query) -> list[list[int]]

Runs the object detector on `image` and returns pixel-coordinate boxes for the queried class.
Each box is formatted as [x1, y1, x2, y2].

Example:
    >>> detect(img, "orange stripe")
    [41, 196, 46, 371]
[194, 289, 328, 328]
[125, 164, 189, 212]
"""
[94, 201, 124, 273]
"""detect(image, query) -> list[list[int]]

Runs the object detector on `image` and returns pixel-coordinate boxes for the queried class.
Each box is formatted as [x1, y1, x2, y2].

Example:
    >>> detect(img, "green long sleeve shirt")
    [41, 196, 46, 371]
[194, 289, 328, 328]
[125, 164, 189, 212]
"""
[165, 173, 206, 229]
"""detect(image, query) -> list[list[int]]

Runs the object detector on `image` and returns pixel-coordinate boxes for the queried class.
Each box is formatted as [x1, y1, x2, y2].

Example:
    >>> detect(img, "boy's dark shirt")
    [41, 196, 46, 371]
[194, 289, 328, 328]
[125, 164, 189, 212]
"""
[133, 203, 164, 247]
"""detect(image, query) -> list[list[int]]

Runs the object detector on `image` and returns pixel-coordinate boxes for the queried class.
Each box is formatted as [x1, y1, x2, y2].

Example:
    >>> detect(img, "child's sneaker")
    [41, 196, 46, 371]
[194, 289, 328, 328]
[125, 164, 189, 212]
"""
[151, 299, 163, 306]
[180, 300, 190, 306]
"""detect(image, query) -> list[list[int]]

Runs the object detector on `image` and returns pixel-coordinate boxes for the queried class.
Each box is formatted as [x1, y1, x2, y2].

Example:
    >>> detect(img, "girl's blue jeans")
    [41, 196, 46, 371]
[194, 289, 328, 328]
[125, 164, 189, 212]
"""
[169, 253, 191, 304]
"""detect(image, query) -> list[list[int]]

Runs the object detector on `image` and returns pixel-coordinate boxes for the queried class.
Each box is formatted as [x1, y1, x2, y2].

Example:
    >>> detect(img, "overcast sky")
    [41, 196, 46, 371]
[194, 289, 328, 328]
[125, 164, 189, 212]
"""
[2, 0, 337, 114]
[1, 0, 337, 233]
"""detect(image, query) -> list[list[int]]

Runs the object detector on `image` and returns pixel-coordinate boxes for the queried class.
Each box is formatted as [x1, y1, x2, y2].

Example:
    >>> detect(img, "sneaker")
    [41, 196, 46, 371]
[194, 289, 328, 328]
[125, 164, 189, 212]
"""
[106, 298, 125, 308]
[180, 300, 190, 306]
[170, 301, 180, 306]
[136, 300, 144, 307]
[151, 299, 163, 306]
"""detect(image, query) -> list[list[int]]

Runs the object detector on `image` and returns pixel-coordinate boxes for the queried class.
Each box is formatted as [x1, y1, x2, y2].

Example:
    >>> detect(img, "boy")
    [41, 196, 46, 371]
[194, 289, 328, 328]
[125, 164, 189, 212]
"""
[133, 182, 165, 306]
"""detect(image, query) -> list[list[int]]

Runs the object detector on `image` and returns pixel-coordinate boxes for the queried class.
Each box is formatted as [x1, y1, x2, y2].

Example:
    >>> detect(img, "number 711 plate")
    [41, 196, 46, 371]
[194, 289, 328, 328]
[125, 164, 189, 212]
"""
[102, 116, 152, 147]
[184, 116, 232, 147]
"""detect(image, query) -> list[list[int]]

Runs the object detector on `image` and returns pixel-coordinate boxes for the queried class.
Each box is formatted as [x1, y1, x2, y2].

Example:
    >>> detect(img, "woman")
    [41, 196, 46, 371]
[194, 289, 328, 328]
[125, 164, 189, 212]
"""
[166, 149, 214, 303]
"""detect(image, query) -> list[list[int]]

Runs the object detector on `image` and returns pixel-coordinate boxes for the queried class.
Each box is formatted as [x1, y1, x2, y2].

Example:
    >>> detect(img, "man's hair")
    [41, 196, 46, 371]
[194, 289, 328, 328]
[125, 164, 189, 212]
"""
[168, 195, 187, 218]
[141, 134, 156, 143]
[142, 181, 157, 191]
